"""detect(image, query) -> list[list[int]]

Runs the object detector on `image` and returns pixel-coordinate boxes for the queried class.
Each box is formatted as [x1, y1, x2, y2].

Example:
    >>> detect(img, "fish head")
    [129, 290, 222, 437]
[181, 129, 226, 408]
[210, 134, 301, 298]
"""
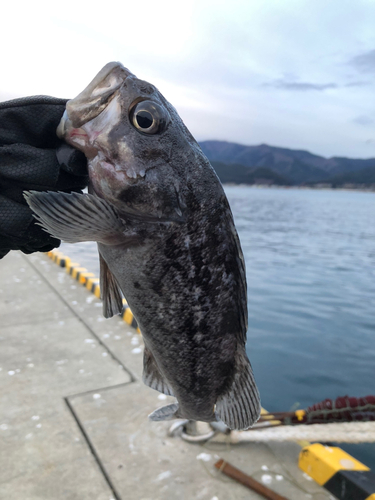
[57, 62, 199, 220]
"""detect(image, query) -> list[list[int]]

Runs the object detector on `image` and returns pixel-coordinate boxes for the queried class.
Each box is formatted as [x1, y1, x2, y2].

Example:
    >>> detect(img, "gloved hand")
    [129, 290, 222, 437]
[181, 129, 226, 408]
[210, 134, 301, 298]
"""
[0, 96, 89, 258]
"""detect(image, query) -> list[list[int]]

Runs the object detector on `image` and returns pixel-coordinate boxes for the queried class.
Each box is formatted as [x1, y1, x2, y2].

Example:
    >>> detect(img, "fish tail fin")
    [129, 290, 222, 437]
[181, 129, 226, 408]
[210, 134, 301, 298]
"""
[215, 349, 261, 430]
[148, 403, 180, 421]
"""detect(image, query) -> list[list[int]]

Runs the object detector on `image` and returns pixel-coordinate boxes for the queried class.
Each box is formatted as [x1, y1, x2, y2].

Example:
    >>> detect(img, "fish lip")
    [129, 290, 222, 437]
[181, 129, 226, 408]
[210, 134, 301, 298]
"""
[63, 62, 134, 129]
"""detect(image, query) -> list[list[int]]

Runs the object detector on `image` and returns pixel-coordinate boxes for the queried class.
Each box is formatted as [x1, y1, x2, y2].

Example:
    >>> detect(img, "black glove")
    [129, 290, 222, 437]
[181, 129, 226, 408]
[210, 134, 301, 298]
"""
[0, 96, 89, 258]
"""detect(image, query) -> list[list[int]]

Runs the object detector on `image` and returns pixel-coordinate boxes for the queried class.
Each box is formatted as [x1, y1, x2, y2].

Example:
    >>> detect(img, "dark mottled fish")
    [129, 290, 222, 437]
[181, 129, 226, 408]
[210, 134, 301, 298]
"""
[25, 62, 260, 429]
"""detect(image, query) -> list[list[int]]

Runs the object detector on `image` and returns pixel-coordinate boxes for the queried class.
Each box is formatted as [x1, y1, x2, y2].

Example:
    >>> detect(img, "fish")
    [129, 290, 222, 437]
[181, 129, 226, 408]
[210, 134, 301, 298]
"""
[24, 62, 261, 429]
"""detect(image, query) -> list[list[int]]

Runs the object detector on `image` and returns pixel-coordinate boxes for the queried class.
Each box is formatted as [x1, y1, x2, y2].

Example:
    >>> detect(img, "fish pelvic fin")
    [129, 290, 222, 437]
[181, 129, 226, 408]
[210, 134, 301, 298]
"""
[148, 403, 180, 422]
[215, 349, 261, 430]
[143, 346, 175, 396]
[24, 191, 139, 245]
[99, 254, 123, 318]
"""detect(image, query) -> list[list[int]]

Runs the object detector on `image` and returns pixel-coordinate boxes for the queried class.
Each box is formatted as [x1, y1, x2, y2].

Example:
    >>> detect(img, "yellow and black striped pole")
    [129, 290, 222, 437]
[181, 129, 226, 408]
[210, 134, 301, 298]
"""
[47, 250, 140, 333]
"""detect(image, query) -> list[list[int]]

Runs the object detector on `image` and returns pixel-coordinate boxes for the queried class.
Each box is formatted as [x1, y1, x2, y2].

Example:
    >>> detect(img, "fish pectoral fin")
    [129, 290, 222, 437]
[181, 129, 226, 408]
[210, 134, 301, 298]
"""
[99, 254, 123, 318]
[148, 403, 180, 421]
[215, 349, 261, 430]
[24, 191, 138, 245]
[143, 346, 175, 396]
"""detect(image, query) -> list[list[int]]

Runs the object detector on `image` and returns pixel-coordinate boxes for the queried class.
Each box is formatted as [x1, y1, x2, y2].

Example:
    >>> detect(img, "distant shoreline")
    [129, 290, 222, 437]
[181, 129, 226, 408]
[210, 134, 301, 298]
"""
[222, 183, 375, 193]
[203, 141, 375, 188]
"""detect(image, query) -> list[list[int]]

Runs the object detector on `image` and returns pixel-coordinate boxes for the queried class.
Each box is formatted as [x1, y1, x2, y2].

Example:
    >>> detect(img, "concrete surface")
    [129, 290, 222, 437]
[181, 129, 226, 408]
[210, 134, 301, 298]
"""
[0, 251, 332, 500]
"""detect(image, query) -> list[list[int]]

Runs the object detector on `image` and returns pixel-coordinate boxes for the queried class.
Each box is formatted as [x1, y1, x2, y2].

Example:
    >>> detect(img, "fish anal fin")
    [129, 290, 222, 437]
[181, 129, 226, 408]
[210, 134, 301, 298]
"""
[143, 346, 174, 397]
[148, 403, 179, 421]
[215, 349, 261, 430]
[24, 190, 139, 246]
[99, 254, 123, 318]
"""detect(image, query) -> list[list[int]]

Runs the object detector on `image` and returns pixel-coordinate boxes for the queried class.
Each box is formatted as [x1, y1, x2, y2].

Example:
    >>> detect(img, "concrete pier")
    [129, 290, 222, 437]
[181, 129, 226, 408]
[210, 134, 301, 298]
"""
[0, 251, 331, 499]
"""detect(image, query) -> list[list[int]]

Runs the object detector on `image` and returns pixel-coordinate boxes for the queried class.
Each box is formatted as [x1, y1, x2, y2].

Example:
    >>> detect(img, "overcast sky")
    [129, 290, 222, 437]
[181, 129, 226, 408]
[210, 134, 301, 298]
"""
[1, 0, 374, 158]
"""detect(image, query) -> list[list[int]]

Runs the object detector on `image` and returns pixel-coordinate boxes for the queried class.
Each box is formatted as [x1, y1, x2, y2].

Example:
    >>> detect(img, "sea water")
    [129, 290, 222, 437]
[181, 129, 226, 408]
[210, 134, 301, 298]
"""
[61, 186, 375, 466]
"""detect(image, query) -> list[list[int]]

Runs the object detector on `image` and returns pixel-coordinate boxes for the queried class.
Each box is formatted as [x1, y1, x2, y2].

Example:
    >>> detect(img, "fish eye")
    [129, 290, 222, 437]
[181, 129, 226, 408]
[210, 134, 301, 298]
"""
[130, 100, 167, 135]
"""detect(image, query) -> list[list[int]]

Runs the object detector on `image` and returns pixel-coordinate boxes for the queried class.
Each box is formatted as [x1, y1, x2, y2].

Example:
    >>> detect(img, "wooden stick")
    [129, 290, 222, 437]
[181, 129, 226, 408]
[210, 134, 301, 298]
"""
[214, 459, 289, 500]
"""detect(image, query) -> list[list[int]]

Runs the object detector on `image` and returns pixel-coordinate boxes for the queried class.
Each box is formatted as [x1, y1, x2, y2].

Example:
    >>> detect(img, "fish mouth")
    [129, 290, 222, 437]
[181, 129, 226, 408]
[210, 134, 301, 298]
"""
[57, 62, 133, 136]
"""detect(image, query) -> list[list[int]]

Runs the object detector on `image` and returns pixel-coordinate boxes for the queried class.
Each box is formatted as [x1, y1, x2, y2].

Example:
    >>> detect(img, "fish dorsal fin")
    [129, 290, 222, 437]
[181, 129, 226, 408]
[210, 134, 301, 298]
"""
[99, 254, 124, 318]
[24, 191, 135, 245]
[215, 349, 261, 430]
[143, 345, 175, 396]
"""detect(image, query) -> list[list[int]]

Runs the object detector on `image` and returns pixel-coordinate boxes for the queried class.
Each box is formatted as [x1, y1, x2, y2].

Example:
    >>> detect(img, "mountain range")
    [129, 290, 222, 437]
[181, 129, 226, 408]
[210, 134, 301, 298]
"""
[199, 140, 375, 187]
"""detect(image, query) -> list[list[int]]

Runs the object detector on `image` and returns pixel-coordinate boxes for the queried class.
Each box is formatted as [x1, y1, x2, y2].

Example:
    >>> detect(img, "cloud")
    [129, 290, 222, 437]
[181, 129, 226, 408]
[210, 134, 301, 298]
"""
[263, 79, 338, 91]
[349, 49, 375, 73]
[344, 81, 371, 88]
[353, 115, 374, 126]
[262, 78, 372, 92]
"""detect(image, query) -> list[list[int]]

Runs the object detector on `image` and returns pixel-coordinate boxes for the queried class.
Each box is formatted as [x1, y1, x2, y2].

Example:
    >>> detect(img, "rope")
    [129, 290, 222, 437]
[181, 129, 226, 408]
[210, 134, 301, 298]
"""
[225, 421, 375, 443]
